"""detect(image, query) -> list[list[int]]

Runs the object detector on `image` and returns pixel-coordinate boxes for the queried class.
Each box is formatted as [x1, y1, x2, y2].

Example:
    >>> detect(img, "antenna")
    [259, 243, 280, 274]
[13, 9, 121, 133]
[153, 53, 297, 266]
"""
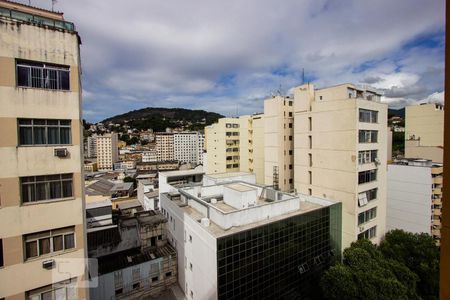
[51, 0, 57, 11]
[302, 68, 305, 84]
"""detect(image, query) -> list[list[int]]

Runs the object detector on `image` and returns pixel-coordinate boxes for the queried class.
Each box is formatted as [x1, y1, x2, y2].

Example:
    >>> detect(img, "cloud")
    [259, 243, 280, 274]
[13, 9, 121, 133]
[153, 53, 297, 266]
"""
[14, 0, 445, 122]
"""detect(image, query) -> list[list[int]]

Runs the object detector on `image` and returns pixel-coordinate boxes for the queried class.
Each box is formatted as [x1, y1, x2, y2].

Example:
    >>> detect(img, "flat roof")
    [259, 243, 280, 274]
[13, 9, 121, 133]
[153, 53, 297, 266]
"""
[225, 183, 257, 192]
[160, 169, 204, 177]
[206, 171, 252, 179]
[86, 199, 112, 210]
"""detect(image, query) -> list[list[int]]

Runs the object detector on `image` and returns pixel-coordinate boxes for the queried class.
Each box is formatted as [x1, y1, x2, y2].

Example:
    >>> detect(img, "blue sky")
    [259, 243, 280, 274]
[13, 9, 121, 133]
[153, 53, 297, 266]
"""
[19, 0, 445, 122]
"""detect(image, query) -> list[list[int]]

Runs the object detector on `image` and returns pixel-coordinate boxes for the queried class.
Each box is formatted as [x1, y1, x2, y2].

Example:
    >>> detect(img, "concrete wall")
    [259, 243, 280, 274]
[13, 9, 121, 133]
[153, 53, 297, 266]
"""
[387, 164, 432, 234]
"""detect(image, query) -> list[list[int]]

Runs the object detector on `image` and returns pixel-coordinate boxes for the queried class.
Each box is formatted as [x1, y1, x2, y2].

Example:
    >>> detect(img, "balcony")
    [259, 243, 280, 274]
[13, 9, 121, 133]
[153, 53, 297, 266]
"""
[433, 209, 441, 216]
[431, 167, 443, 175]
[432, 189, 442, 195]
[0, 7, 75, 31]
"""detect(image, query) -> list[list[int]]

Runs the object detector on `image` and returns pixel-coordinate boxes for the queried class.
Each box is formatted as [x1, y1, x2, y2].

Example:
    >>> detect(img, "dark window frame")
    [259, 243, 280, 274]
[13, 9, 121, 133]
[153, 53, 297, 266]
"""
[21, 173, 73, 203]
[16, 59, 70, 91]
[18, 119, 71, 146]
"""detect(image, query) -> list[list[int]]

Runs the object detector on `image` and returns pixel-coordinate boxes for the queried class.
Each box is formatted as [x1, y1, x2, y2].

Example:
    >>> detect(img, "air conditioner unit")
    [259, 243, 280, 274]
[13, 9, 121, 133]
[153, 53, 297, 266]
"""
[359, 226, 365, 233]
[374, 158, 381, 165]
[42, 259, 55, 269]
[54, 148, 68, 158]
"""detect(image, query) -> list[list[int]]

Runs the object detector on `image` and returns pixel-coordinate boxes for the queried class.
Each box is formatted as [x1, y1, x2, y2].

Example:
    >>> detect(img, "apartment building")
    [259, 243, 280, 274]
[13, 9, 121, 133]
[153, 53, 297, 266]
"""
[264, 96, 294, 192]
[205, 116, 265, 184]
[0, 1, 87, 299]
[205, 118, 240, 174]
[159, 170, 341, 299]
[96, 133, 119, 171]
[174, 132, 204, 165]
[405, 103, 444, 163]
[387, 159, 443, 245]
[86, 134, 97, 158]
[141, 149, 157, 163]
[293, 83, 387, 248]
[155, 132, 174, 161]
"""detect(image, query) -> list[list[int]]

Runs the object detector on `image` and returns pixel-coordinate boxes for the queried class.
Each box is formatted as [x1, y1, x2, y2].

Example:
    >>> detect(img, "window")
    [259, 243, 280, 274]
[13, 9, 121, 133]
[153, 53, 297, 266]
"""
[308, 136, 312, 149]
[289, 150, 293, 155]
[308, 117, 312, 131]
[115, 289, 123, 295]
[21, 174, 73, 203]
[358, 170, 377, 184]
[189, 235, 192, 242]
[288, 112, 293, 117]
[358, 150, 378, 164]
[308, 188, 312, 195]
[289, 136, 292, 141]
[17, 60, 70, 90]
[309, 153, 312, 167]
[359, 130, 378, 143]
[358, 226, 377, 240]
[288, 101, 293, 106]
[166, 272, 172, 277]
[359, 109, 378, 123]
[18, 119, 71, 145]
[152, 276, 159, 282]
[289, 164, 292, 170]
[27, 279, 77, 300]
[289, 123, 292, 128]
[25, 227, 75, 259]
[358, 207, 377, 225]
[190, 262, 193, 271]
[309, 171, 312, 185]
[366, 188, 377, 202]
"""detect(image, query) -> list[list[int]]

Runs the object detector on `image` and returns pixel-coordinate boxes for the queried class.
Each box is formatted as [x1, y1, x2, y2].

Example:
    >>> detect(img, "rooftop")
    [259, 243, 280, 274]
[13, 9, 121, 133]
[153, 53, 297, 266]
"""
[162, 173, 336, 238]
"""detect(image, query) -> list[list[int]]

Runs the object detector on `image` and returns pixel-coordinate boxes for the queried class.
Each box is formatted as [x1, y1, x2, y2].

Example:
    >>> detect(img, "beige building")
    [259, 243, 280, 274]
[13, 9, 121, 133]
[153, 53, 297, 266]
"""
[293, 83, 387, 248]
[264, 96, 294, 192]
[155, 132, 174, 161]
[205, 118, 241, 174]
[205, 116, 265, 184]
[96, 133, 119, 171]
[405, 103, 444, 163]
[0, 1, 87, 299]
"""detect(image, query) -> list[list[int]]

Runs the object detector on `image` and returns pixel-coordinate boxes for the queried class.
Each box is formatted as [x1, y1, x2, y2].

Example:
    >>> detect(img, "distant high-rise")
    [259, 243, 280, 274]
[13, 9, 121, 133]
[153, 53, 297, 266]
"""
[86, 134, 97, 158]
[0, 0, 87, 298]
[174, 132, 204, 165]
[96, 133, 119, 171]
[155, 132, 174, 161]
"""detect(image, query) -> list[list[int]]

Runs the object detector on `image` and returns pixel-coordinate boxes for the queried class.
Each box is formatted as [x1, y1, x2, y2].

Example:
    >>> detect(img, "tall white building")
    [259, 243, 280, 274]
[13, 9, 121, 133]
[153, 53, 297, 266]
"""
[96, 133, 119, 171]
[159, 170, 341, 299]
[387, 159, 443, 245]
[293, 83, 387, 248]
[156, 132, 174, 161]
[86, 134, 97, 158]
[174, 132, 204, 165]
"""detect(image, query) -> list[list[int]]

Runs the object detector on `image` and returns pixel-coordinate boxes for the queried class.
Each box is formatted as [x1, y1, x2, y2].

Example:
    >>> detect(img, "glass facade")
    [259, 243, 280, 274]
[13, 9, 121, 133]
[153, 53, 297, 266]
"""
[216, 203, 342, 299]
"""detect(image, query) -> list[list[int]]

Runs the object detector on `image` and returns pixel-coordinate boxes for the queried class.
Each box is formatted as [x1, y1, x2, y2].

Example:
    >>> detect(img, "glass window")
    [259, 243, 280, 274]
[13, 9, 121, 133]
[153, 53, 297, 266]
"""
[18, 119, 71, 146]
[359, 109, 378, 123]
[25, 227, 75, 259]
[358, 170, 377, 184]
[21, 174, 73, 203]
[358, 130, 378, 143]
[17, 60, 70, 91]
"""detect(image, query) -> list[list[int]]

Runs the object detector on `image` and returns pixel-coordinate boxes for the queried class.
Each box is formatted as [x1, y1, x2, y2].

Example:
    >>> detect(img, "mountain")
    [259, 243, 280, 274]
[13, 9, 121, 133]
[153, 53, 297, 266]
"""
[101, 107, 224, 132]
[388, 108, 405, 118]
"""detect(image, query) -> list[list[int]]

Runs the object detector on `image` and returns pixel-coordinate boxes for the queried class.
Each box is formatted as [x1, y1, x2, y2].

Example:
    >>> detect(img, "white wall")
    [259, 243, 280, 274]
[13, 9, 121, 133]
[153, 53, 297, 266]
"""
[387, 164, 432, 234]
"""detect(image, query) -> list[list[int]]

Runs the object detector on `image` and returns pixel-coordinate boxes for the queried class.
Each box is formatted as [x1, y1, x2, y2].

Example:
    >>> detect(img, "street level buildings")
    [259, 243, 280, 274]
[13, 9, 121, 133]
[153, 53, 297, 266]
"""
[159, 170, 341, 299]
[0, 1, 87, 299]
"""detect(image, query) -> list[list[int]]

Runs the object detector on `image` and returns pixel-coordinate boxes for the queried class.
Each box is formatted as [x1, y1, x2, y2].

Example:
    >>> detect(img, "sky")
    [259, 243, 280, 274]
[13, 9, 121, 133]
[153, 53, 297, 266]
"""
[20, 0, 445, 122]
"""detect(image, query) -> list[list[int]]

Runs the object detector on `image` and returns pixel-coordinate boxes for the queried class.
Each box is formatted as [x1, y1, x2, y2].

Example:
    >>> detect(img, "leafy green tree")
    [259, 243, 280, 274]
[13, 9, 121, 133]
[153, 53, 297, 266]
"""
[123, 176, 137, 188]
[128, 136, 140, 145]
[321, 239, 420, 300]
[379, 230, 439, 300]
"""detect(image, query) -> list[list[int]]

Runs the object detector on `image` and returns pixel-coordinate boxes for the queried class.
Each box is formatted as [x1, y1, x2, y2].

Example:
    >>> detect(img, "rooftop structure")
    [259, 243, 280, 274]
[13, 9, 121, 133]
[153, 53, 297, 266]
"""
[160, 170, 341, 299]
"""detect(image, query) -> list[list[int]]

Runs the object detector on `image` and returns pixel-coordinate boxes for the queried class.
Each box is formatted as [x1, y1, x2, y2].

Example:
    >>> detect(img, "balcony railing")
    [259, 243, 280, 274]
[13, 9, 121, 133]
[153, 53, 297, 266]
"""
[0, 7, 75, 31]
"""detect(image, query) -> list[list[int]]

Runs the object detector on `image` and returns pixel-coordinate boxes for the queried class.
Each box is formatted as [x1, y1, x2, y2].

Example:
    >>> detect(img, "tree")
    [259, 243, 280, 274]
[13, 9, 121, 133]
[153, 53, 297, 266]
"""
[321, 239, 420, 300]
[379, 230, 439, 300]
[123, 176, 137, 188]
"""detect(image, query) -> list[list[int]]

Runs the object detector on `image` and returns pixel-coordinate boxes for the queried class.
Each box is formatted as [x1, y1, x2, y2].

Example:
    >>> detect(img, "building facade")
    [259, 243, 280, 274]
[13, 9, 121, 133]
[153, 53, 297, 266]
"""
[293, 83, 387, 248]
[205, 116, 265, 184]
[155, 133, 174, 161]
[86, 135, 97, 158]
[387, 159, 443, 245]
[159, 171, 341, 300]
[173, 132, 204, 165]
[263, 96, 294, 192]
[97, 133, 119, 171]
[405, 103, 444, 163]
[0, 1, 87, 299]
